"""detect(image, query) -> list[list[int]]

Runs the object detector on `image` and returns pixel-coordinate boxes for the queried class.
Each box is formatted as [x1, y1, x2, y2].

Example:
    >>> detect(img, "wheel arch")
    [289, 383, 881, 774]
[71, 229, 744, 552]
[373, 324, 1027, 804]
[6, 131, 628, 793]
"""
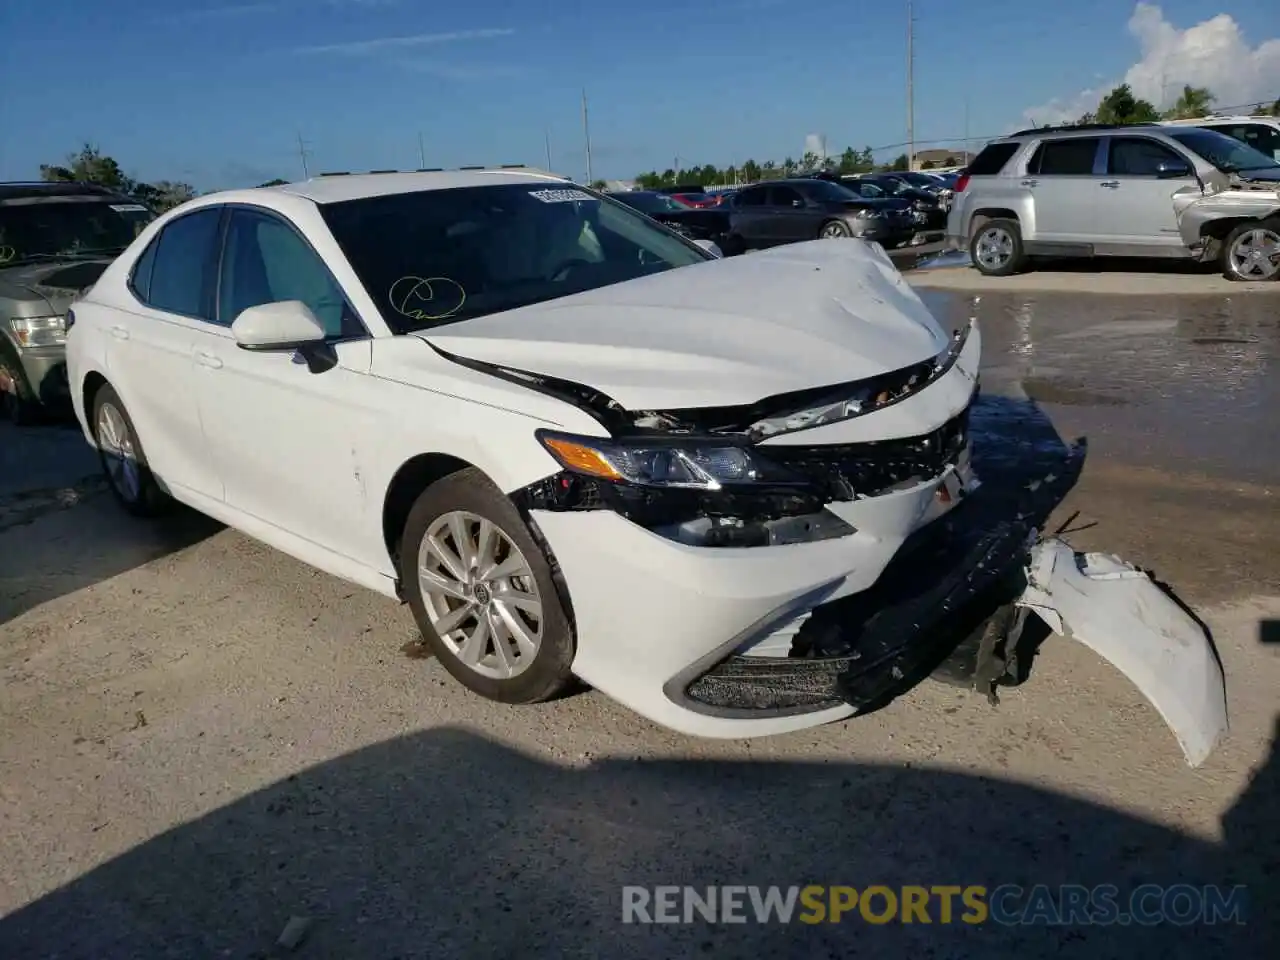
[969, 208, 1020, 237]
[81, 370, 110, 433]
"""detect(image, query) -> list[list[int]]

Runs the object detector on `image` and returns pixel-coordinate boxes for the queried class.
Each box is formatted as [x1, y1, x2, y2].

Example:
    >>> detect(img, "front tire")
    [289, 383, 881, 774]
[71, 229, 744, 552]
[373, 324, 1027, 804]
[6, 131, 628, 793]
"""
[0, 356, 40, 426]
[91, 384, 171, 516]
[969, 218, 1027, 277]
[1221, 218, 1280, 282]
[399, 467, 575, 704]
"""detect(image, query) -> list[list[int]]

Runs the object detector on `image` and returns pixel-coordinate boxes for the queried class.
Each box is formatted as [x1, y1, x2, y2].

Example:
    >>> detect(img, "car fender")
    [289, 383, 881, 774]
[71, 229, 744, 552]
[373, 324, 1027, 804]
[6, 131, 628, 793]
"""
[1175, 187, 1280, 247]
[1016, 539, 1228, 767]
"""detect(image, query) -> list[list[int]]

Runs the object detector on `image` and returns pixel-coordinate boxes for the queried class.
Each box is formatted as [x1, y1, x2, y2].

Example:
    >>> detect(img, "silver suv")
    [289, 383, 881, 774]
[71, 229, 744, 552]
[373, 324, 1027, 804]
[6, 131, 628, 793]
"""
[0, 182, 153, 423]
[946, 123, 1280, 281]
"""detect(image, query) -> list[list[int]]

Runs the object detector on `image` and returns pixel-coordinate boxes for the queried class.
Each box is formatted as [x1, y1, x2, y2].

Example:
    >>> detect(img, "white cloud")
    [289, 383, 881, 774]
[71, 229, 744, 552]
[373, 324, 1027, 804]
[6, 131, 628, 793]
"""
[1023, 3, 1280, 126]
[295, 28, 515, 56]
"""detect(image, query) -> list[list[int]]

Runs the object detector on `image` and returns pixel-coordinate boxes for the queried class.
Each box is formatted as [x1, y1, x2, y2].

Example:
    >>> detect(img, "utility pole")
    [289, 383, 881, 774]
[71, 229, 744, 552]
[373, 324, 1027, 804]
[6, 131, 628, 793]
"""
[581, 89, 594, 184]
[418, 132, 426, 169]
[906, 0, 915, 172]
[963, 98, 970, 163]
[296, 132, 311, 179]
[544, 129, 552, 171]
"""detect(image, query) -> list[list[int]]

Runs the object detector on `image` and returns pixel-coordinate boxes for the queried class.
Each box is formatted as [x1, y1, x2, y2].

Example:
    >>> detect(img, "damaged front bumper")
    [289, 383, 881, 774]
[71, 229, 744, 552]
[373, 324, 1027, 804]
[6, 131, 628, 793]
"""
[534, 440, 1227, 767]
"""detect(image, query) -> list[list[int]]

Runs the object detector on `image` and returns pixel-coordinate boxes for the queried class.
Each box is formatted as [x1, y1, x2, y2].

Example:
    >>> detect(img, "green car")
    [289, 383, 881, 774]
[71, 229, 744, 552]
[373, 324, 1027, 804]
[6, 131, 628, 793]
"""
[0, 181, 154, 423]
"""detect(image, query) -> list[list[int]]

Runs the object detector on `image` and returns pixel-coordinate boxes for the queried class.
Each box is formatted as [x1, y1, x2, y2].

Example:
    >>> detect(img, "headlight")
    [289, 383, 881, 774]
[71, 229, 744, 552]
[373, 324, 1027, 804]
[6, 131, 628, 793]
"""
[855, 209, 883, 219]
[913, 199, 931, 210]
[537, 431, 791, 491]
[8, 315, 66, 347]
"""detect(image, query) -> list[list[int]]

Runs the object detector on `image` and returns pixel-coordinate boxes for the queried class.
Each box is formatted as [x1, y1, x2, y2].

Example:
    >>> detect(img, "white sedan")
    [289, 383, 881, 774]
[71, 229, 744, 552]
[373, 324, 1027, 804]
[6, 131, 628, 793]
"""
[64, 168, 1227, 764]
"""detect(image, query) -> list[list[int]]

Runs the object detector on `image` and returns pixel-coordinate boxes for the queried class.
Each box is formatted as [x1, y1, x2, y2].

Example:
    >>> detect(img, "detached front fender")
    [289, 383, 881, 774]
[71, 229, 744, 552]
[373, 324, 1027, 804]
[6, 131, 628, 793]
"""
[1017, 540, 1228, 767]
[1175, 188, 1280, 247]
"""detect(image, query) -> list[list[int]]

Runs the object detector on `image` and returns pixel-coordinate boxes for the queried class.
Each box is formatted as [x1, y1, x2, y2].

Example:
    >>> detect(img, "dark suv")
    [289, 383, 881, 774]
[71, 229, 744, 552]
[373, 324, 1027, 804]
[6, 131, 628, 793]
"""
[0, 182, 154, 422]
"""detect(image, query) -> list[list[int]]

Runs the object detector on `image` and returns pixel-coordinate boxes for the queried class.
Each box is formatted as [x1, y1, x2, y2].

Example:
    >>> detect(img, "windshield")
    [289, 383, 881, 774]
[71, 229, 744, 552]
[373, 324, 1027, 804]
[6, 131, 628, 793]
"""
[1167, 129, 1280, 173]
[798, 179, 861, 202]
[320, 183, 713, 333]
[0, 196, 153, 267]
[617, 192, 691, 214]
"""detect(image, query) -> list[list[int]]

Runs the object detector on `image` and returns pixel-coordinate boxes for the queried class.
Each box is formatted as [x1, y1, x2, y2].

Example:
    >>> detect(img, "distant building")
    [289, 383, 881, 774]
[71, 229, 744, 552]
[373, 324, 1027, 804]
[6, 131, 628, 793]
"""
[911, 147, 976, 171]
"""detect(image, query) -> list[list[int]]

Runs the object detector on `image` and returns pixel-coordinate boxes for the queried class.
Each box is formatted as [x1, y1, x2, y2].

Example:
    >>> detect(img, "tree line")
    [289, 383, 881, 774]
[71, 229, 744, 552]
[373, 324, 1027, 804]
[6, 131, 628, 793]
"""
[632, 85, 1280, 188]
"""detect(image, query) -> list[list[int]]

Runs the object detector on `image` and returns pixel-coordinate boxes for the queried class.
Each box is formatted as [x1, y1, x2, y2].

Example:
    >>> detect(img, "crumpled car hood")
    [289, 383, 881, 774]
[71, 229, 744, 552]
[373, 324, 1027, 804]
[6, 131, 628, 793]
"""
[419, 240, 949, 410]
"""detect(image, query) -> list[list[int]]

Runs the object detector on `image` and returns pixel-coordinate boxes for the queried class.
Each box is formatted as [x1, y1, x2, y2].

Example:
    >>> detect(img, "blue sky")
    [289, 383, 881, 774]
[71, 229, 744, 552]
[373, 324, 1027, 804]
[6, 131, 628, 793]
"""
[1, 0, 1276, 189]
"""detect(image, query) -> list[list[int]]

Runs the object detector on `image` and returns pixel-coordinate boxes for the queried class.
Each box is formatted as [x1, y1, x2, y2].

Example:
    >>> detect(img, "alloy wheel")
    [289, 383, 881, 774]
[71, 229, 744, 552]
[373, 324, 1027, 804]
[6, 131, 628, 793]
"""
[96, 402, 141, 502]
[416, 510, 545, 680]
[821, 222, 849, 239]
[1226, 227, 1280, 281]
[975, 226, 1014, 271]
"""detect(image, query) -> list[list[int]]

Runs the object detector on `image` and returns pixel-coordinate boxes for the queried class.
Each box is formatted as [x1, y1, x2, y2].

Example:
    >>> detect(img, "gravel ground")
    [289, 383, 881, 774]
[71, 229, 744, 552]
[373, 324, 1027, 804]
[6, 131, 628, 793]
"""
[1, 286, 1277, 959]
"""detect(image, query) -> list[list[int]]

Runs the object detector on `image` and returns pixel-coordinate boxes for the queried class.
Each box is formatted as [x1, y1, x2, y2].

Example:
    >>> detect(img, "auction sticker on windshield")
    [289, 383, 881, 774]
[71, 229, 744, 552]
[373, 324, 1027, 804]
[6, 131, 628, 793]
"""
[529, 189, 596, 203]
[109, 204, 149, 213]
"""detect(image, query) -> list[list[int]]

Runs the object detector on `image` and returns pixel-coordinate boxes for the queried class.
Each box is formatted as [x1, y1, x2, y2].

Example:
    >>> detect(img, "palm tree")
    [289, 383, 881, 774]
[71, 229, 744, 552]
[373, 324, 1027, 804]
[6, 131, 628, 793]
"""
[1163, 85, 1215, 120]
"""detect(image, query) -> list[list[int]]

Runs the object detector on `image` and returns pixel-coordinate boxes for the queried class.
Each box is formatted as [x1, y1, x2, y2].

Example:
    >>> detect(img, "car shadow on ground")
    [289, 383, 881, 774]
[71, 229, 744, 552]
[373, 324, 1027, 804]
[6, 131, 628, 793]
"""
[0, 723, 1274, 960]
[0, 416, 222, 626]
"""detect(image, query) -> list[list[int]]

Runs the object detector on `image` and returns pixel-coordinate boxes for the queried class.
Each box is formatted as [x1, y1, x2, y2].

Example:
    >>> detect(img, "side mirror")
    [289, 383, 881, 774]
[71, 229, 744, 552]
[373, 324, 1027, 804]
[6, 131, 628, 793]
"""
[791, 199, 805, 208]
[232, 300, 337, 373]
[1155, 160, 1193, 179]
[693, 238, 723, 258]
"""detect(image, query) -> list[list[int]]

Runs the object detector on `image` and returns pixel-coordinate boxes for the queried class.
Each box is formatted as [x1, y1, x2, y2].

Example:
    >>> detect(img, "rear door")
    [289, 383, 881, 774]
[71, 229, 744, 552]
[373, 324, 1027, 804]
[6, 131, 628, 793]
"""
[763, 184, 813, 243]
[108, 206, 224, 500]
[1024, 137, 1104, 244]
[1097, 135, 1195, 249]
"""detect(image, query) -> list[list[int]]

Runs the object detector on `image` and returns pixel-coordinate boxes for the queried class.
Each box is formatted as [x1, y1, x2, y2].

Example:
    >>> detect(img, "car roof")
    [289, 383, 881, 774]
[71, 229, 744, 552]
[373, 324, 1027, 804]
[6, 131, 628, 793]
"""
[0, 181, 133, 202]
[256, 167, 568, 205]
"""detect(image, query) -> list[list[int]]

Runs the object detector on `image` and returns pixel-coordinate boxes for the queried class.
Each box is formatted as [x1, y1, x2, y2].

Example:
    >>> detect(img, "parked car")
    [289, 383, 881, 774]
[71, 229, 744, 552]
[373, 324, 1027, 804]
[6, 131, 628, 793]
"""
[63, 167, 1226, 764]
[844, 174, 948, 230]
[946, 123, 1280, 280]
[0, 181, 154, 423]
[1160, 115, 1280, 162]
[605, 189, 743, 254]
[730, 178, 918, 250]
[656, 184, 717, 208]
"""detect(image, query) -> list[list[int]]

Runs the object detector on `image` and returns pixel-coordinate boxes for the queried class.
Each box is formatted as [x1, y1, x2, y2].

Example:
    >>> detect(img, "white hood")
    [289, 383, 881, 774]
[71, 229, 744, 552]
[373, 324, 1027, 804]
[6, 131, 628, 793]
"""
[419, 240, 949, 410]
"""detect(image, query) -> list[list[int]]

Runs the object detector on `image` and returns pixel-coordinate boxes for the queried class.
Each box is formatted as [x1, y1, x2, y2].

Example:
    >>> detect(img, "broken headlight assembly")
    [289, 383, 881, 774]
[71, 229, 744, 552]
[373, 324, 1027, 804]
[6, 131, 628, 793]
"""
[525, 430, 855, 548]
[747, 321, 971, 440]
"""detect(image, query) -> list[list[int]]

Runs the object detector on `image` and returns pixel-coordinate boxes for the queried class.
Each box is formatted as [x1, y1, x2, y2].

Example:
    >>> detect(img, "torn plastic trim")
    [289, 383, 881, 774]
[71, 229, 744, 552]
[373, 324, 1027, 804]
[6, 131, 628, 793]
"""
[1016, 541, 1228, 768]
[427, 321, 974, 442]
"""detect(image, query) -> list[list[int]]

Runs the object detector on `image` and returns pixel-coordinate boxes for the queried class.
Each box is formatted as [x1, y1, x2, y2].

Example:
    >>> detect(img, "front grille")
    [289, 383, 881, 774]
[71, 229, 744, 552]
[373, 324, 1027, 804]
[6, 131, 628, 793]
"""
[764, 407, 969, 500]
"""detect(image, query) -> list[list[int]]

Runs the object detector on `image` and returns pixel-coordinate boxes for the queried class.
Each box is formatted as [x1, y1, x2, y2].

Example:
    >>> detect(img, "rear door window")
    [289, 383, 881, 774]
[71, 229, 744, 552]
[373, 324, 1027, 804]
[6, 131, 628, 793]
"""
[767, 185, 805, 207]
[734, 187, 767, 207]
[1029, 138, 1102, 175]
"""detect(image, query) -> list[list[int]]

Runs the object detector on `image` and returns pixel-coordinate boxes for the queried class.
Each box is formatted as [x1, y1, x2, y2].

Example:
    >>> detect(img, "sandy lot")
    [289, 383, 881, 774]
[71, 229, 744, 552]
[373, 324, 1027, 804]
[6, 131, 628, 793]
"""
[1, 287, 1278, 958]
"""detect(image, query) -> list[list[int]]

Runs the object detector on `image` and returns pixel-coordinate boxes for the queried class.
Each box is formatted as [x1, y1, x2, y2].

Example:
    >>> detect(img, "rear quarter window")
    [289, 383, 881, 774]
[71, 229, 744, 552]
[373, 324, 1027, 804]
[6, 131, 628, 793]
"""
[967, 142, 1020, 176]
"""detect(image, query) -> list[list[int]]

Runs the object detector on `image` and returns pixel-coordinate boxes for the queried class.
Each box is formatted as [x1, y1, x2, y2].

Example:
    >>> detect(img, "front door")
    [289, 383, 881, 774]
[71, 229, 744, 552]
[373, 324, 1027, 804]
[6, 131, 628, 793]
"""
[1096, 135, 1194, 250]
[192, 206, 385, 568]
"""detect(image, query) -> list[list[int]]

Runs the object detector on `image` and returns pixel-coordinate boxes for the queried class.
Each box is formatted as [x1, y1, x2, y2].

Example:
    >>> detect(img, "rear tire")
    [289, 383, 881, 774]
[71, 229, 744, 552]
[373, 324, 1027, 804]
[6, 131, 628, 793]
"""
[969, 218, 1027, 277]
[399, 467, 575, 704]
[819, 219, 852, 239]
[91, 384, 171, 516]
[1221, 218, 1280, 282]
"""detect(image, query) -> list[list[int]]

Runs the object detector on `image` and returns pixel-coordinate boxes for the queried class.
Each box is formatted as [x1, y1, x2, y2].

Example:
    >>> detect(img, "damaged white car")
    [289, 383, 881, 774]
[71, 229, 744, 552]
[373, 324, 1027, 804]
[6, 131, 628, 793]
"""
[64, 168, 1228, 765]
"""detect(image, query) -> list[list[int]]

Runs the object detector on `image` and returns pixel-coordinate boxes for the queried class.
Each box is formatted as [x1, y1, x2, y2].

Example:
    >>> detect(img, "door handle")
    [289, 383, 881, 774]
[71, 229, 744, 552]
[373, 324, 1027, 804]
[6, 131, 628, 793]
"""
[195, 350, 223, 370]
[1100, 181, 1120, 188]
[110, 325, 129, 341]
[1020, 178, 1038, 187]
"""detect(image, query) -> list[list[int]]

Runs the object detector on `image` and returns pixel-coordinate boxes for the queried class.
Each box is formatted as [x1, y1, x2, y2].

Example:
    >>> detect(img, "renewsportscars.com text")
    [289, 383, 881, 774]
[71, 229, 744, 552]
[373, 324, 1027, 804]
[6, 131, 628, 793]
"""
[621, 884, 1248, 926]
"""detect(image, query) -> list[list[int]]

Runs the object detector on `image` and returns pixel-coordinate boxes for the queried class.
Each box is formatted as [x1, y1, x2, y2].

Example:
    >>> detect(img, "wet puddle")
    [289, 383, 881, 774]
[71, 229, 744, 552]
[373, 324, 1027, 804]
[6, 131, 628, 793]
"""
[919, 290, 1280, 486]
